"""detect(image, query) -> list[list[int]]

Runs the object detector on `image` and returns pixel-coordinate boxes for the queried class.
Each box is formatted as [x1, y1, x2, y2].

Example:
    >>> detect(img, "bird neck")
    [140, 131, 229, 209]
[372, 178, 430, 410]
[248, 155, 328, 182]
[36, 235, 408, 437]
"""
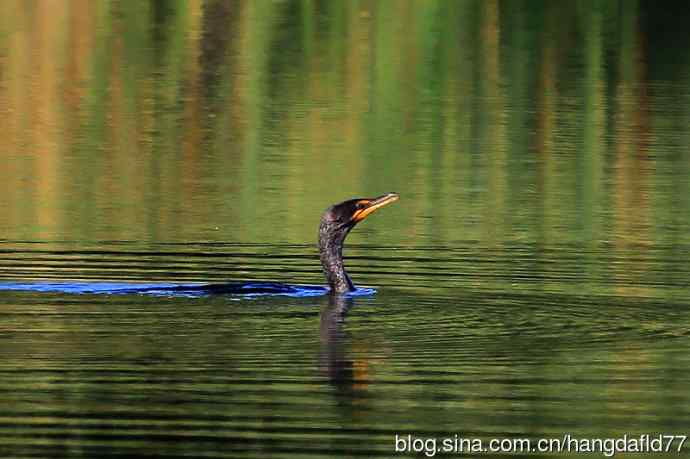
[319, 225, 355, 294]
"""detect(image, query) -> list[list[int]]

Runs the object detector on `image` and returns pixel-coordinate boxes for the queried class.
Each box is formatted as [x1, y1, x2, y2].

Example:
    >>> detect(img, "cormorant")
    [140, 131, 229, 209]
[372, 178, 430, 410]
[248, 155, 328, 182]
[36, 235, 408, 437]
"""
[0, 193, 399, 297]
[319, 192, 399, 293]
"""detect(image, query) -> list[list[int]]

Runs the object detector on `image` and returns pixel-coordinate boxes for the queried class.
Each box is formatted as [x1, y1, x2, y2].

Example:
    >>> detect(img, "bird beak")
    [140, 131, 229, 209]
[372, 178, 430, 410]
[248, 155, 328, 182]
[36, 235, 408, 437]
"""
[351, 192, 399, 224]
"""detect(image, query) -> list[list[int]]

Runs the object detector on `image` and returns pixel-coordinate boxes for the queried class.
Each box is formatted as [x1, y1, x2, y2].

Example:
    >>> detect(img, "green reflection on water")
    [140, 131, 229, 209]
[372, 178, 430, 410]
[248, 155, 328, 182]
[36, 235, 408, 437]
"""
[1, 0, 689, 248]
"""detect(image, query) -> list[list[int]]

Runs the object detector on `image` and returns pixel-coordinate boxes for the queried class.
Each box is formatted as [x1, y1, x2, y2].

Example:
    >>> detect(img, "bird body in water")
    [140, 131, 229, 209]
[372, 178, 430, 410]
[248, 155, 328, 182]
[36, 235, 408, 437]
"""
[319, 192, 399, 294]
[0, 193, 399, 297]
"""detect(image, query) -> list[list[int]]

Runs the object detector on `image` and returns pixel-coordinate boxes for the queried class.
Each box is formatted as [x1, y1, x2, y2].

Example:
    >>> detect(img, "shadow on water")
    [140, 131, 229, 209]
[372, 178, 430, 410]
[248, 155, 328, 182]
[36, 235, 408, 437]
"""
[320, 296, 358, 397]
[319, 295, 378, 442]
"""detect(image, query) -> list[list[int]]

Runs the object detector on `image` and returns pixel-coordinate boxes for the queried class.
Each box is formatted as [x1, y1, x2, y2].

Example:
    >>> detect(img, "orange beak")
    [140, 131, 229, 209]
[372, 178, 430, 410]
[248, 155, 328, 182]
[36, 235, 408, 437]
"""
[351, 192, 399, 224]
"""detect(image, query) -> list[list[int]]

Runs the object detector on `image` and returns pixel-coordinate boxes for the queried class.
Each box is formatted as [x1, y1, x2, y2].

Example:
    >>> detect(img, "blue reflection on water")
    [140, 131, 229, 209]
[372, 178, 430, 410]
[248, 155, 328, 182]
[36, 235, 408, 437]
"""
[0, 281, 375, 298]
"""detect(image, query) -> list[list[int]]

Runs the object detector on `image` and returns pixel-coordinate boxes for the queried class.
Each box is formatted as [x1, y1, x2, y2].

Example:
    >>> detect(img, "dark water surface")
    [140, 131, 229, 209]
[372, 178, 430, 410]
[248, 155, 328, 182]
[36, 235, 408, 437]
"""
[1, 241, 689, 458]
[2, 1, 690, 458]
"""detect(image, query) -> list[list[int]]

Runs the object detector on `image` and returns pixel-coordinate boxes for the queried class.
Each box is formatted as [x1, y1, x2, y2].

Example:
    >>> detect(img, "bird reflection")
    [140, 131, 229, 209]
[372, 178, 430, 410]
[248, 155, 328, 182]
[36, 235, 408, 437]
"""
[319, 295, 371, 411]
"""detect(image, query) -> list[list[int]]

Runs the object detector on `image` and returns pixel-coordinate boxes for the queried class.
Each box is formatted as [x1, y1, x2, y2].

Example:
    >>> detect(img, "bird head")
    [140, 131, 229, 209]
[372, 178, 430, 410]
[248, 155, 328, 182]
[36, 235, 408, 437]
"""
[319, 192, 400, 239]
